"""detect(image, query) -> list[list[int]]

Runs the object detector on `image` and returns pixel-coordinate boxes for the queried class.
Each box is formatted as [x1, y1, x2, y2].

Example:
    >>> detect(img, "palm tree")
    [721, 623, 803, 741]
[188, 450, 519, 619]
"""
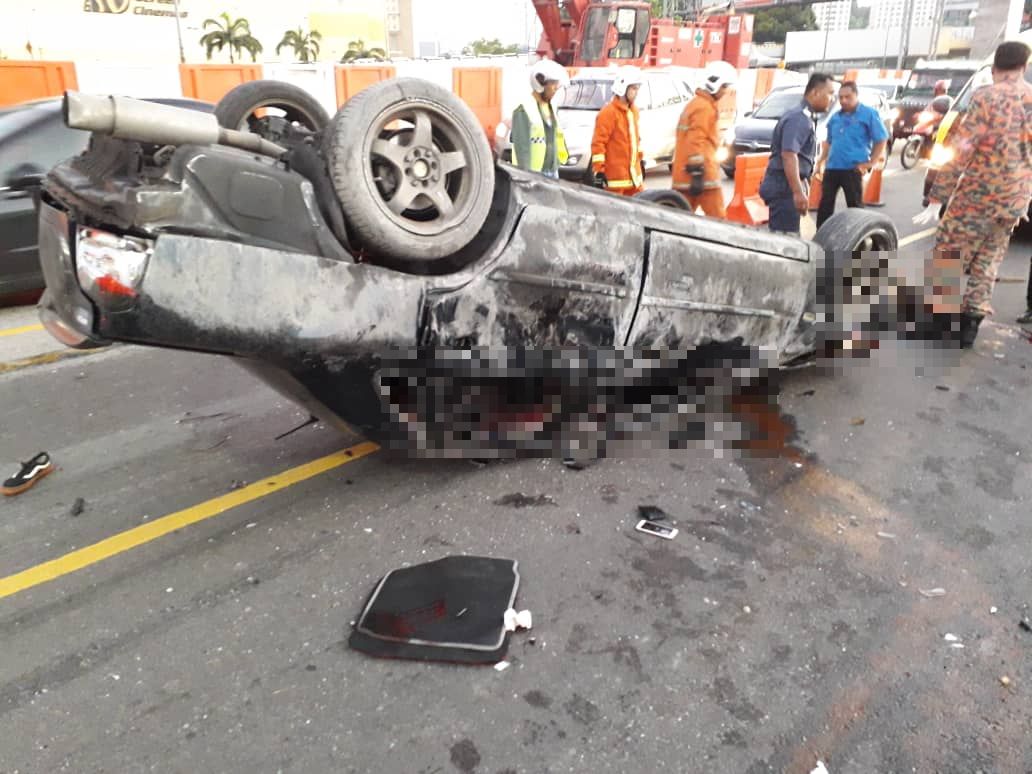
[199, 13, 263, 64]
[276, 27, 321, 64]
[339, 39, 387, 63]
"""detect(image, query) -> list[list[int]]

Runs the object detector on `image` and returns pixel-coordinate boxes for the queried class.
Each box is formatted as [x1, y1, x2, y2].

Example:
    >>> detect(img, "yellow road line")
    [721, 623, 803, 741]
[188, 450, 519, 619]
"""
[899, 227, 937, 247]
[0, 323, 44, 338]
[0, 441, 380, 600]
[0, 348, 98, 375]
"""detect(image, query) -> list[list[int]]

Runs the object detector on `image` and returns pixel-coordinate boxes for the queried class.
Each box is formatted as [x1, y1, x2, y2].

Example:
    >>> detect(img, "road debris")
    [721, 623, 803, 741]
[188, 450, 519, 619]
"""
[637, 505, 670, 522]
[1001, 676, 1012, 687]
[944, 633, 960, 642]
[2, 452, 54, 497]
[503, 609, 533, 632]
[69, 497, 86, 517]
[811, 761, 829, 774]
[991, 606, 998, 615]
[876, 531, 897, 540]
[1019, 618, 1032, 634]
[494, 661, 511, 672]
[635, 519, 678, 540]
[850, 417, 865, 426]
[349, 555, 519, 664]
[935, 385, 950, 392]
[798, 389, 816, 397]
[229, 480, 246, 491]
[494, 493, 557, 508]
[919, 587, 947, 598]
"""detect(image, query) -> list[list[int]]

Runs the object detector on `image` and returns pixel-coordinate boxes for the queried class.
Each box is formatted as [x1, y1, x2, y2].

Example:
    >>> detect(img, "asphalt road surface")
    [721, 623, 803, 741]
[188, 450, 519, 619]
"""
[2, 164, 1031, 774]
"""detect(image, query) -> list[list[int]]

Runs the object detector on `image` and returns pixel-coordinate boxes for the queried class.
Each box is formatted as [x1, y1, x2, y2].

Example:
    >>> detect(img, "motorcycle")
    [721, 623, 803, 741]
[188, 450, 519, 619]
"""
[900, 95, 952, 170]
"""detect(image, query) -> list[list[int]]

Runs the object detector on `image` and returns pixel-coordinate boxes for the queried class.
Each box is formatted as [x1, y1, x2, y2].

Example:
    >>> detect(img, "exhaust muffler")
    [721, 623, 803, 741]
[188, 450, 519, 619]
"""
[63, 92, 288, 158]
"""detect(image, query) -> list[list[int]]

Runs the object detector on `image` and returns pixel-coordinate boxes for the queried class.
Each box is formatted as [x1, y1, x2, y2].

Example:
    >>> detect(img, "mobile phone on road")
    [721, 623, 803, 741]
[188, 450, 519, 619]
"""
[635, 519, 678, 540]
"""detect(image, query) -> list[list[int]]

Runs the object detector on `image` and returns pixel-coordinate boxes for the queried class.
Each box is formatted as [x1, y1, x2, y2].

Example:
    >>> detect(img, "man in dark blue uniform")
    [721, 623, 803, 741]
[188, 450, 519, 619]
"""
[814, 81, 889, 229]
[759, 73, 836, 234]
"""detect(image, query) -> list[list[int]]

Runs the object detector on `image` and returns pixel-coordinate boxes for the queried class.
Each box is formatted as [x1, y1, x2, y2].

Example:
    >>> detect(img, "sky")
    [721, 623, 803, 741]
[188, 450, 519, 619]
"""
[411, 0, 543, 54]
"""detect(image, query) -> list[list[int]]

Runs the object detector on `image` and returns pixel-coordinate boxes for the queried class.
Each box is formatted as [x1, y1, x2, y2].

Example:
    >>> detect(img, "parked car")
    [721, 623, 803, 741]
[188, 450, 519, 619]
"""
[720, 85, 894, 178]
[889, 59, 979, 140]
[493, 68, 694, 181]
[0, 96, 212, 301]
[37, 79, 910, 454]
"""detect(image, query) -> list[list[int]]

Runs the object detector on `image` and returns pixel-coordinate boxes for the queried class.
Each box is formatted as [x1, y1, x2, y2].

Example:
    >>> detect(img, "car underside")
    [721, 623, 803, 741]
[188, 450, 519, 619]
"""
[35, 78, 916, 456]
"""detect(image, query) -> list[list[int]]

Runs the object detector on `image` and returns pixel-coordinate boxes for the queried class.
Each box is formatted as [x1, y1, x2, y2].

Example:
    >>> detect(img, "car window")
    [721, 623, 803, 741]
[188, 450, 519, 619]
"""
[0, 111, 89, 183]
[648, 77, 678, 109]
[753, 90, 802, 120]
[902, 69, 976, 100]
[674, 80, 692, 101]
[562, 79, 613, 110]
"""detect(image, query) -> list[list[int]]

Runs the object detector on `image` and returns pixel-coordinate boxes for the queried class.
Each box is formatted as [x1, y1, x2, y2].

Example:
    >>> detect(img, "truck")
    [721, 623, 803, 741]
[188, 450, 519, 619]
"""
[531, 0, 754, 70]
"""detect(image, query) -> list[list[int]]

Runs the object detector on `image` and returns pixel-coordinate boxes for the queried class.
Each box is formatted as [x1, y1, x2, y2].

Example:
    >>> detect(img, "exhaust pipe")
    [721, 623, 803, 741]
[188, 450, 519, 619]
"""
[63, 92, 288, 158]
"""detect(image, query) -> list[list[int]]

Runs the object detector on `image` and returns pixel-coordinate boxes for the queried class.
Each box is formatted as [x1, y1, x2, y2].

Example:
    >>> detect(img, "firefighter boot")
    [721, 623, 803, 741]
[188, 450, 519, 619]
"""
[959, 312, 984, 349]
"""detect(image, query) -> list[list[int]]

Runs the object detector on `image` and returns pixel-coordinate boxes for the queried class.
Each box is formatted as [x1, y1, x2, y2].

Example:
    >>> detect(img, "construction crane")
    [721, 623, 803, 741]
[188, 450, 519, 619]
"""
[532, 0, 754, 69]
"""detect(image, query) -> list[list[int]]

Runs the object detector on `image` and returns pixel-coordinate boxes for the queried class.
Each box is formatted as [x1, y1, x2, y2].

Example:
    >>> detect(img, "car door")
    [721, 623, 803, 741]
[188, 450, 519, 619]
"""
[0, 104, 90, 296]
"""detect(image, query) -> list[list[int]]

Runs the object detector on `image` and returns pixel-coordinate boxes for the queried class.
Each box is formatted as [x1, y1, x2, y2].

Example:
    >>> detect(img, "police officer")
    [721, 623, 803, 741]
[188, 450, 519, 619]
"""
[759, 73, 836, 234]
[511, 59, 570, 179]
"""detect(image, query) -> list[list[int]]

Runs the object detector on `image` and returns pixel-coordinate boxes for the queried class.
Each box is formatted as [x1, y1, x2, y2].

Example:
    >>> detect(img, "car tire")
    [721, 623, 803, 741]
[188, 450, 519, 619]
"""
[214, 80, 330, 139]
[634, 189, 692, 210]
[323, 78, 495, 262]
[813, 209, 898, 356]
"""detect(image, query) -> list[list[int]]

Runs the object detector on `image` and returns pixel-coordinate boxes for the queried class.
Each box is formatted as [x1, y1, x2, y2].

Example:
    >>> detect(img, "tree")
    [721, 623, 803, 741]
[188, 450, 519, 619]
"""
[462, 38, 520, 56]
[199, 13, 263, 64]
[339, 40, 387, 62]
[752, 7, 817, 46]
[276, 27, 322, 63]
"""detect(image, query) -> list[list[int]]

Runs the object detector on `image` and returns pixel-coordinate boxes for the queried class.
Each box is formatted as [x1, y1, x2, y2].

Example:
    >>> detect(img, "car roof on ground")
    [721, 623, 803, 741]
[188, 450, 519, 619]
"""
[0, 96, 214, 114]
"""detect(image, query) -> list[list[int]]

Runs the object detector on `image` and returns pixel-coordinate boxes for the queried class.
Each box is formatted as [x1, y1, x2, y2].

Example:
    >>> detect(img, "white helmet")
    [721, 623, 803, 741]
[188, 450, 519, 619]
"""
[702, 61, 738, 95]
[611, 67, 644, 98]
[530, 59, 570, 93]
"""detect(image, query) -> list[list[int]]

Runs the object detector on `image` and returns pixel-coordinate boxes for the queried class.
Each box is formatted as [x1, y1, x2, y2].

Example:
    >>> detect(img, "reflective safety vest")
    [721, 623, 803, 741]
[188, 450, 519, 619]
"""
[511, 94, 569, 172]
[591, 97, 644, 191]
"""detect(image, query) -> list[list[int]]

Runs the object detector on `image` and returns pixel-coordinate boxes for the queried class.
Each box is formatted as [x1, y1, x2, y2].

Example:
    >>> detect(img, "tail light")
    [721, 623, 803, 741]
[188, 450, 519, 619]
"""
[76, 227, 152, 307]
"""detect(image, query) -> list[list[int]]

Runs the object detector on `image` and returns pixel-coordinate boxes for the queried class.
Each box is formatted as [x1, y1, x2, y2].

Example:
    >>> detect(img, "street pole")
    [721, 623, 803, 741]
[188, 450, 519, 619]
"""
[171, 0, 186, 64]
[896, 0, 914, 71]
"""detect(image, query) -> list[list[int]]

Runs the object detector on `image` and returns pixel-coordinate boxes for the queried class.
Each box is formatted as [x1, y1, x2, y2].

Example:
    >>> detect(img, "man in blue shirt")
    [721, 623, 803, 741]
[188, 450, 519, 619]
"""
[759, 73, 836, 234]
[814, 81, 889, 229]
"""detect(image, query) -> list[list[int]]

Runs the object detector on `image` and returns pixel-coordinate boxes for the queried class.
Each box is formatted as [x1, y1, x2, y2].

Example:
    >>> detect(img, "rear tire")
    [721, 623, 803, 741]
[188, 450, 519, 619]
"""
[634, 189, 692, 210]
[214, 80, 330, 142]
[323, 78, 495, 262]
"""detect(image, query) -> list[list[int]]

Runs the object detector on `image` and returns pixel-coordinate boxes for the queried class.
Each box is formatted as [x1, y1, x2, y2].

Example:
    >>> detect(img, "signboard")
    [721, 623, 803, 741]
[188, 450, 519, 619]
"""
[728, 17, 742, 35]
[84, 0, 187, 17]
[710, 31, 723, 45]
[694, 29, 704, 48]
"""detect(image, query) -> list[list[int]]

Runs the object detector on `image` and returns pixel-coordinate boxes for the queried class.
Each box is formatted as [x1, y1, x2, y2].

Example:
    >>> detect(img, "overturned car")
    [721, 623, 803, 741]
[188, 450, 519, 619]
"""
[35, 78, 906, 456]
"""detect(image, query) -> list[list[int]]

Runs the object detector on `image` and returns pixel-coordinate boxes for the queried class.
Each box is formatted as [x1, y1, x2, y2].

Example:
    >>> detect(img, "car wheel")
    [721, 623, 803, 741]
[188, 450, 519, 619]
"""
[813, 209, 898, 356]
[214, 80, 330, 143]
[323, 78, 495, 262]
[634, 189, 692, 210]
[900, 137, 921, 170]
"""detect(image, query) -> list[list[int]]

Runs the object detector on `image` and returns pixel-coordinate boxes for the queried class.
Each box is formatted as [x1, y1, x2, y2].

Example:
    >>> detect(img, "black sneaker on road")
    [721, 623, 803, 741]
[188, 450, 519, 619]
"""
[2, 452, 54, 496]
[1017, 308, 1032, 325]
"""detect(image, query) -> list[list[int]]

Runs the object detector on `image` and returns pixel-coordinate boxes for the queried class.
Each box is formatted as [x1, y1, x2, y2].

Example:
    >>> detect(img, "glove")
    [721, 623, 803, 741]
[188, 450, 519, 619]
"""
[685, 165, 705, 197]
[593, 172, 608, 189]
[912, 203, 941, 225]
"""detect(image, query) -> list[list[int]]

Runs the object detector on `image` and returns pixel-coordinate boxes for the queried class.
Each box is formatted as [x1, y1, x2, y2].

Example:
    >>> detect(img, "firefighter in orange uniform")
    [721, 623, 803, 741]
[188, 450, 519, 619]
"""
[590, 67, 645, 196]
[672, 61, 738, 218]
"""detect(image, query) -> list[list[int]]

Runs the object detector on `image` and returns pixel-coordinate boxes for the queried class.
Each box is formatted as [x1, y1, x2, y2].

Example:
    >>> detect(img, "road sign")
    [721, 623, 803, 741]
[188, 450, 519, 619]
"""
[694, 29, 704, 48]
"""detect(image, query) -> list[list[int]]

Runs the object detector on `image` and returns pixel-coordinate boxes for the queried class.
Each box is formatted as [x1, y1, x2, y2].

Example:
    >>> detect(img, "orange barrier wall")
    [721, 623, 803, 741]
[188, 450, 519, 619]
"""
[0, 61, 77, 107]
[179, 64, 262, 104]
[753, 69, 776, 106]
[726, 152, 769, 226]
[453, 67, 502, 138]
[335, 65, 396, 107]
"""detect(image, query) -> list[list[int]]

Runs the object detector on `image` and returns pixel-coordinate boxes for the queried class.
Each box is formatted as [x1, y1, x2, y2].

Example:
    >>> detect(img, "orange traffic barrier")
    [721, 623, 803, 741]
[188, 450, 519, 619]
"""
[179, 64, 261, 103]
[862, 162, 885, 207]
[0, 60, 77, 108]
[334, 65, 396, 107]
[726, 152, 769, 226]
[453, 66, 502, 139]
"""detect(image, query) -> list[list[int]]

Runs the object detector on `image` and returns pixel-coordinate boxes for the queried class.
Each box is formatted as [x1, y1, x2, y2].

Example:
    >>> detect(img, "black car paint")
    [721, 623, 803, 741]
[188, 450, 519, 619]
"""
[0, 97, 212, 300]
[39, 135, 818, 436]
